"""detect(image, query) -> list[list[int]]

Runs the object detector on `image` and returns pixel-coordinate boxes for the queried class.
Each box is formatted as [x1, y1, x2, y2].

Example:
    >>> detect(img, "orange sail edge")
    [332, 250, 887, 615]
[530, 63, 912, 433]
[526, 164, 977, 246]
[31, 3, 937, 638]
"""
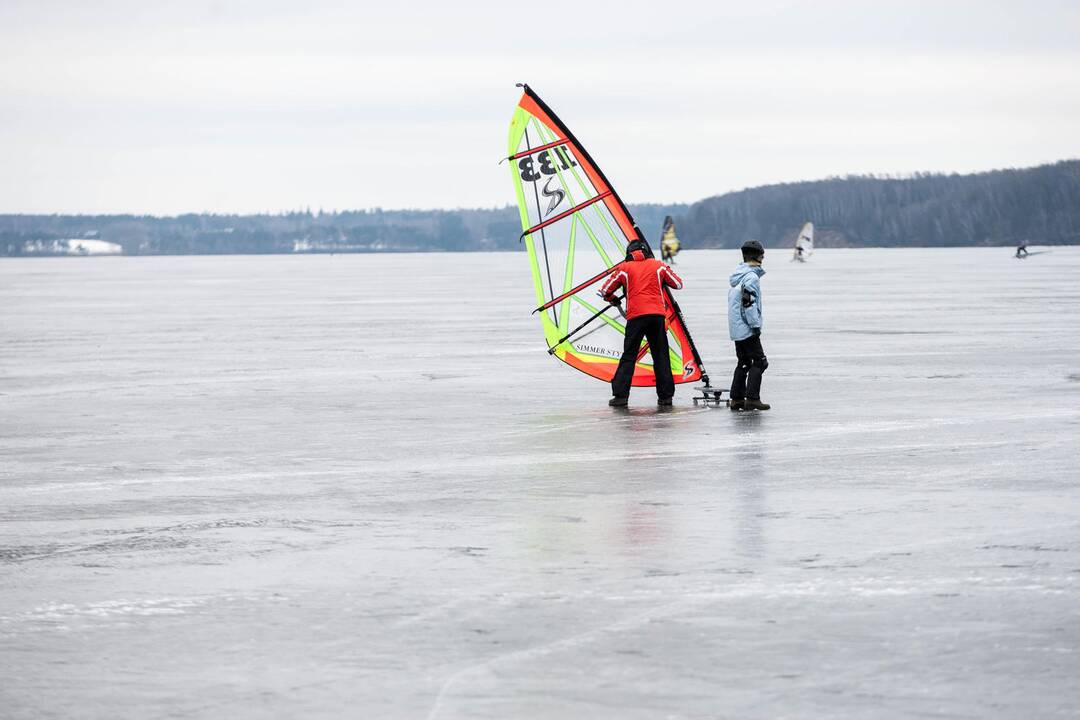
[556, 338, 703, 387]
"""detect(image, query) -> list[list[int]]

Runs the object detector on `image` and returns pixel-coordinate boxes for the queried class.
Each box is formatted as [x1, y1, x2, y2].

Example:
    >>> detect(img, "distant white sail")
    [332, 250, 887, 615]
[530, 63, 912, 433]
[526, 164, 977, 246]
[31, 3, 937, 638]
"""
[793, 222, 813, 262]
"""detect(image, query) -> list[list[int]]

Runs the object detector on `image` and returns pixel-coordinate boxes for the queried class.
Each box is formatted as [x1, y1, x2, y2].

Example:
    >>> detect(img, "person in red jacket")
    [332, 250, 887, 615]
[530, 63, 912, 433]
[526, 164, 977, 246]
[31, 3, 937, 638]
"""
[599, 239, 684, 407]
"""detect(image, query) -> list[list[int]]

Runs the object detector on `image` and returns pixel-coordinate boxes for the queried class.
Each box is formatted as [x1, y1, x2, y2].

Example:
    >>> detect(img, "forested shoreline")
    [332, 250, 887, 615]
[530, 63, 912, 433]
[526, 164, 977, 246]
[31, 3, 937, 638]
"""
[2, 160, 1077, 256]
[681, 160, 1080, 248]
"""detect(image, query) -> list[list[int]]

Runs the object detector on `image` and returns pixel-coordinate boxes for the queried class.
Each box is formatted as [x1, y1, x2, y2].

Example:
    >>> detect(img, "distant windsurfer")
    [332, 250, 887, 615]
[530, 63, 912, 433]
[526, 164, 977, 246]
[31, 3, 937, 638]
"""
[727, 240, 770, 411]
[600, 239, 684, 407]
[659, 216, 680, 264]
[792, 222, 813, 263]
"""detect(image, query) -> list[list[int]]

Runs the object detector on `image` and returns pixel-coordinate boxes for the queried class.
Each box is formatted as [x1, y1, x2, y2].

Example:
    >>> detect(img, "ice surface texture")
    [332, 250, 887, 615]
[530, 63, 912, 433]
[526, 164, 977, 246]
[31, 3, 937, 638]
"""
[1, 248, 1078, 718]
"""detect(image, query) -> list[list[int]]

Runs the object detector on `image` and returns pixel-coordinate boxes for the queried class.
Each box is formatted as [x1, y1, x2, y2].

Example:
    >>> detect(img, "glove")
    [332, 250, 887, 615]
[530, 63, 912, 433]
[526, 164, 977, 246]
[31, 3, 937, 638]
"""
[604, 294, 620, 305]
[752, 328, 761, 336]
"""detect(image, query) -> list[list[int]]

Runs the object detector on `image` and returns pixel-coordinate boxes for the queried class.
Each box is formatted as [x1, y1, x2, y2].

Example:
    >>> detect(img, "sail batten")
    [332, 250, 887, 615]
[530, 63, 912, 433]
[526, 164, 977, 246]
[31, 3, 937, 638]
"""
[509, 138, 571, 160]
[520, 192, 613, 238]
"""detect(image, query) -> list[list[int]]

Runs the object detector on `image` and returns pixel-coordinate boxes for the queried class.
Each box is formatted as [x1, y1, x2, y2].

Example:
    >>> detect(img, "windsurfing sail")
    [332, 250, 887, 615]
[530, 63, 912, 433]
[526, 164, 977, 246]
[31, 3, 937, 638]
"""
[659, 215, 680, 262]
[507, 84, 705, 387]
[793, 221, 813, 261]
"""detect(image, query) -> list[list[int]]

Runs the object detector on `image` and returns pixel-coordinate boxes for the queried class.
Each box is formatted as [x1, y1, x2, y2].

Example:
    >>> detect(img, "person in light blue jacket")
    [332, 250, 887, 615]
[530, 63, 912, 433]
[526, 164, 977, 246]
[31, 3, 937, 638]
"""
[727, 240, 770, 410]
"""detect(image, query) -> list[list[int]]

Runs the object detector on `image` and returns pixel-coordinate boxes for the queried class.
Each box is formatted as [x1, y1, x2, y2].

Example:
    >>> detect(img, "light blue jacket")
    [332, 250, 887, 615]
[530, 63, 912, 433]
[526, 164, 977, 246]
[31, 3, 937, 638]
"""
[727, 263, 765, 341]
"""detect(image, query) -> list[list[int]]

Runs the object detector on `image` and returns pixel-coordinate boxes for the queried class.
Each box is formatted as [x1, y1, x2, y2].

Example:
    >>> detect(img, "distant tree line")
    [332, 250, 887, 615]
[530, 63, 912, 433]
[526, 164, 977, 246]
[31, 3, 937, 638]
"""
[678, 160, 1080, 248]
[2, 160, 1077, 256]
[0, 204, 686, 257]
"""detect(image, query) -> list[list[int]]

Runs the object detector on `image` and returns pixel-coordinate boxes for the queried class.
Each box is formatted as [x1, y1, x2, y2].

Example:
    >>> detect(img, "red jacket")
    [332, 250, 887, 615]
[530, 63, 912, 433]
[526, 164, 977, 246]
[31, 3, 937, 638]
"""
[599, 253, 683, 320]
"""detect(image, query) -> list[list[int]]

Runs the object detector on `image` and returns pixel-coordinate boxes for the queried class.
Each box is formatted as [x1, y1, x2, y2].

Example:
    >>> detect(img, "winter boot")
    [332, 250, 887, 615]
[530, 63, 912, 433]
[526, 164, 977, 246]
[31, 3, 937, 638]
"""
[728, 398, 744, 410]
[745, 398, 771, 411]
[609, 396, 629, 407]
[658, 397, 673, 407]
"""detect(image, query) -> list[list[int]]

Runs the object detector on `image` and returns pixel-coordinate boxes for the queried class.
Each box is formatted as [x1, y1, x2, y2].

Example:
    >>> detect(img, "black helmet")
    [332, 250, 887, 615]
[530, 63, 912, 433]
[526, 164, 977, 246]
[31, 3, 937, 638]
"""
[741, 239, 764, 260]
[625, 238, 654, 260]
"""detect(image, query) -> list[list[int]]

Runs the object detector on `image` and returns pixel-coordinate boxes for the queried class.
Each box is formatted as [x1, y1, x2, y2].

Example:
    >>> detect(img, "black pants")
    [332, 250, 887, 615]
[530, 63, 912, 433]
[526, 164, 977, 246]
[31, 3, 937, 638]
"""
[730, 334, 768, 401]
[611, 314, 674, 400]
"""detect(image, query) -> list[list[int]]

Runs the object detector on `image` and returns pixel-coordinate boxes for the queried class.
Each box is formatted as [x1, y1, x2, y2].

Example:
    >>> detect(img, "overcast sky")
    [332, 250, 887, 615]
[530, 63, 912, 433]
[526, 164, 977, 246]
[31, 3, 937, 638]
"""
[2, 0, 1079, 215]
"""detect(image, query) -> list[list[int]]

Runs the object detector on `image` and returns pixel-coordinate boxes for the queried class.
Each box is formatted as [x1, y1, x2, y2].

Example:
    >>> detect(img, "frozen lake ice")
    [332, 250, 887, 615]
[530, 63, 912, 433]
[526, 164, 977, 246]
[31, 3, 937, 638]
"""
[2, 248, 1079, 718]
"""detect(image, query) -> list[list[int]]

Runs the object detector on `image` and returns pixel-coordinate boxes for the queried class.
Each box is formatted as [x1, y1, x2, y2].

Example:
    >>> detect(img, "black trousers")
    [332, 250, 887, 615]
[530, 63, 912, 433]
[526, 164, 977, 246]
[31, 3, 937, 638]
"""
[730, 334, 768, 401]
[611, 314, 675, 400]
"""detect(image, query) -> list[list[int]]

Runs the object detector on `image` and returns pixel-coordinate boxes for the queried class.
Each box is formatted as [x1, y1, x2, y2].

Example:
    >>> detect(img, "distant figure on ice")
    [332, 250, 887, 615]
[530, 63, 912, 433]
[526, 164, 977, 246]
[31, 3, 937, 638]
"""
[792, 221, 813, 263]
[1015, 243, 1029, 259]
[727, 240, 770, 411]
[659, 215, 681, 264]
[600, 239, 684, 408]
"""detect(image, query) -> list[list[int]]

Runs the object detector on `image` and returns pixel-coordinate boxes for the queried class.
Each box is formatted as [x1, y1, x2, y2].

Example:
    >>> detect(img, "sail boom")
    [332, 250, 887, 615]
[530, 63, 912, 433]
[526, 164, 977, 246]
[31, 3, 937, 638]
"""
[533, 261, 624, 314]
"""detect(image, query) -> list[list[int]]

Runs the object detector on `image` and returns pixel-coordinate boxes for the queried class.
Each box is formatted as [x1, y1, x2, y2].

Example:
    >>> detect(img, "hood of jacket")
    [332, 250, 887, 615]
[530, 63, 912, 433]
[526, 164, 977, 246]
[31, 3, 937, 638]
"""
[729, 262, 765, 287]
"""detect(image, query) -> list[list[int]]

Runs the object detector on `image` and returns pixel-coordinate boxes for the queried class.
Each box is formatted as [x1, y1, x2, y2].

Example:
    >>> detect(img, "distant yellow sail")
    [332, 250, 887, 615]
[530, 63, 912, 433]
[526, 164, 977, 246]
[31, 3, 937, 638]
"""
[659, 215, 680, 261]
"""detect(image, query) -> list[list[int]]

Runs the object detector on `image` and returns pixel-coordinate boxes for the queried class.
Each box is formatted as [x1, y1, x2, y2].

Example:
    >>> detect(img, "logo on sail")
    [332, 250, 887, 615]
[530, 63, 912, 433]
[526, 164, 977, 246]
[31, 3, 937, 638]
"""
[541, 178, 565, 216]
